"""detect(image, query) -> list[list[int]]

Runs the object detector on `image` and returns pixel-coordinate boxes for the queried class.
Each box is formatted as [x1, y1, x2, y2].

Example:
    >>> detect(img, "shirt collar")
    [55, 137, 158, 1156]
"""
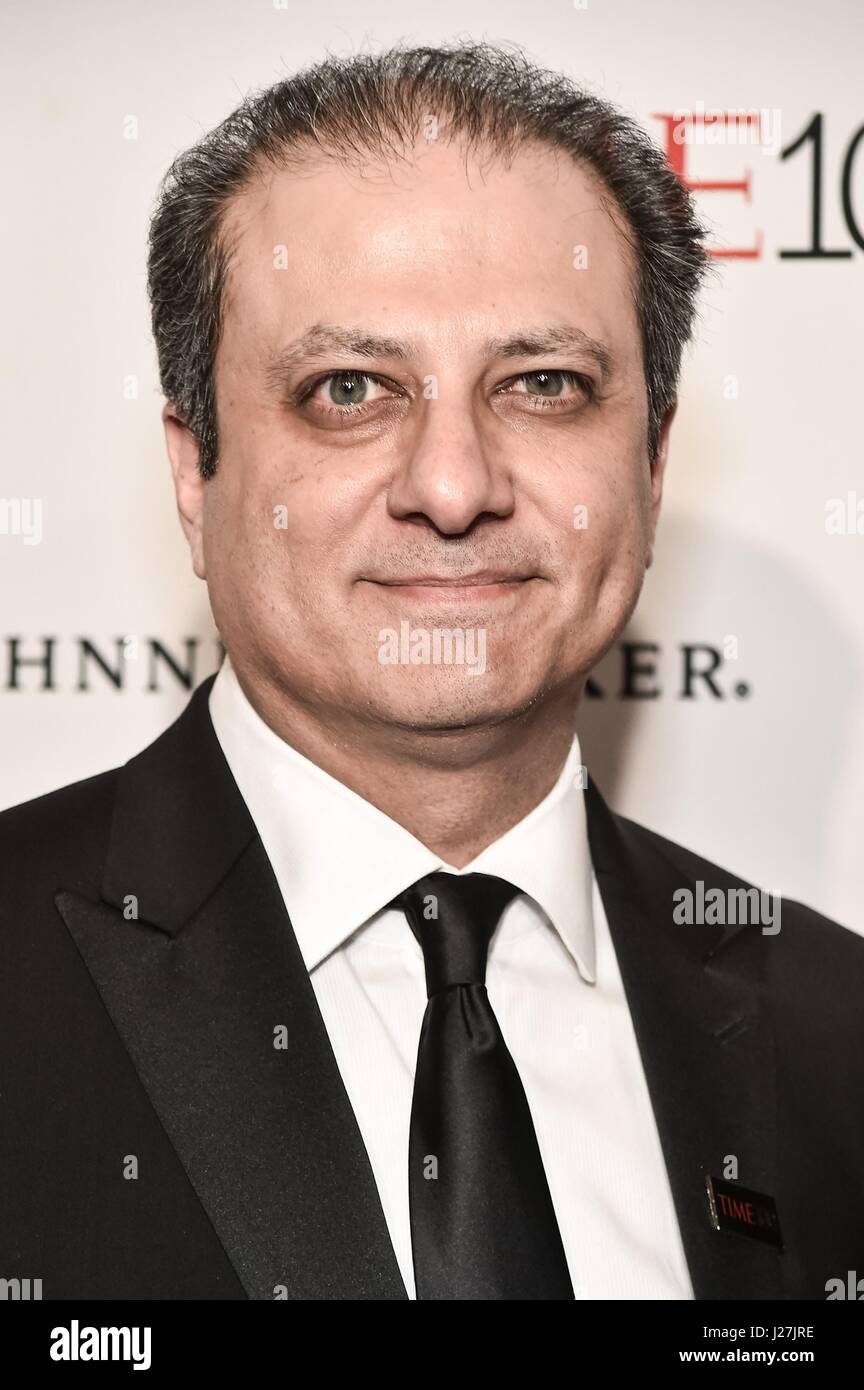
[208, 655, 596, 983]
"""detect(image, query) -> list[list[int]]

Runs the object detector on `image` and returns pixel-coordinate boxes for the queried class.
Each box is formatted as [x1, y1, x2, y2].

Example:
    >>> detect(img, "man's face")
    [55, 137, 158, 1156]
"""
[168, 139, 670, 734]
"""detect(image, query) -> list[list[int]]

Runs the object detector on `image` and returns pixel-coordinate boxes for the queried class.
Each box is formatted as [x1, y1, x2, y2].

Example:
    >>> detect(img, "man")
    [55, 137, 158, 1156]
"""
[1, 42, 862, 1302]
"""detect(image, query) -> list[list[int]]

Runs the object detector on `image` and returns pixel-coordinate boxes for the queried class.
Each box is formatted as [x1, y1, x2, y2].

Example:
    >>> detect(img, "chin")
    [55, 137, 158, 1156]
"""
[364, 675, 545, 732]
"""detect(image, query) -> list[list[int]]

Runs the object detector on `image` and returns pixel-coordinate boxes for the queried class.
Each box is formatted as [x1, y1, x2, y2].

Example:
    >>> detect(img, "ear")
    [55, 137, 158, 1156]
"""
[645, 402, 677, 570]
[163, 404, 207, 579]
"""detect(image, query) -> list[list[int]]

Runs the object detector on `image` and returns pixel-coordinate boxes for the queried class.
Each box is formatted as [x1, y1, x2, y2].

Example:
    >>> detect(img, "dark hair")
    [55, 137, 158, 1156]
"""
[147, 40, 713, 479]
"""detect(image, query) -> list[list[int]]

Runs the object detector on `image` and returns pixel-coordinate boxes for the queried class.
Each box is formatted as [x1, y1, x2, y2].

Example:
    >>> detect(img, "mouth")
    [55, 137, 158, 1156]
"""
[362, 572, 538, 603]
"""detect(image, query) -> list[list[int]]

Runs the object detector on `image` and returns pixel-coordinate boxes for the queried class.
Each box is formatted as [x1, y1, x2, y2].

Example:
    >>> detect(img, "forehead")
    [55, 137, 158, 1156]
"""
[217, 139, 642, 371]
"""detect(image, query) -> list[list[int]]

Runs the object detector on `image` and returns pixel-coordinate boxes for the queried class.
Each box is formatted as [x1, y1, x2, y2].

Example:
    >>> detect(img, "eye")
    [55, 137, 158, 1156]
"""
[301, 370, 395, 415]
[501, 369, 595, 407]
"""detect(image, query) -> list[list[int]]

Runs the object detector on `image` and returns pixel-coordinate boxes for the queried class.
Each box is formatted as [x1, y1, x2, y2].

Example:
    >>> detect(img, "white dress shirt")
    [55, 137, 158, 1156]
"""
[208, 655, 694, 1300]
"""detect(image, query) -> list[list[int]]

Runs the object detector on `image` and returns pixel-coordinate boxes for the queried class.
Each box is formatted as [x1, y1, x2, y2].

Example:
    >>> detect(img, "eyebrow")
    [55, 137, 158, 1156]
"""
[263, 322, 616, 389]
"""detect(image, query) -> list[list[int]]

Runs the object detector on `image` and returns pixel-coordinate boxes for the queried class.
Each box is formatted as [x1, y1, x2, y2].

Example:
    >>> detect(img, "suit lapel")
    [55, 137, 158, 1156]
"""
[55, 674, 407, 1301]
[585, 777, 785, 1299]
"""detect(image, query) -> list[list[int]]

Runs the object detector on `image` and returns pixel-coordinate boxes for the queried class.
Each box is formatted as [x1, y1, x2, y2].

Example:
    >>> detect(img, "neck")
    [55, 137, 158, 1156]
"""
[229, 665, 583, 868]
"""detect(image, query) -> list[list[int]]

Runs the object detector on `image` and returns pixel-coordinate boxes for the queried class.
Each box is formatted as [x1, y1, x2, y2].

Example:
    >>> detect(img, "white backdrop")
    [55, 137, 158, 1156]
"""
[2, 0, 862, 931]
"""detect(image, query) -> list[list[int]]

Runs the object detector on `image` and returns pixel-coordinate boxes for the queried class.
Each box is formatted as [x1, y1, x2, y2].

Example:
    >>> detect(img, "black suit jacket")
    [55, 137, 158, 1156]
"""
[2, 673, 863, 1300]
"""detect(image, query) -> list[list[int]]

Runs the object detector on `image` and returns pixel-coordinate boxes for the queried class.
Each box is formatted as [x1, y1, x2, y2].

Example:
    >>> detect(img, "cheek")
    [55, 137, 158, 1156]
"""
[230, 488, 365, 636]
[565, 477, 652, 608]
[199, 478, 282, 630]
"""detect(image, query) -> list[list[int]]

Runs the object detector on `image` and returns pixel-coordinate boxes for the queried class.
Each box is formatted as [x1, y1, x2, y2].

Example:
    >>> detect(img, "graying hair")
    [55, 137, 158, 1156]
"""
[147, 41, 714, 478]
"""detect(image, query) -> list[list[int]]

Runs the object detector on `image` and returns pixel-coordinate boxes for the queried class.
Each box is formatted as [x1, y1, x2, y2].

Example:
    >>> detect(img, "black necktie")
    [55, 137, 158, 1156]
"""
[392, 871, 575, 1300]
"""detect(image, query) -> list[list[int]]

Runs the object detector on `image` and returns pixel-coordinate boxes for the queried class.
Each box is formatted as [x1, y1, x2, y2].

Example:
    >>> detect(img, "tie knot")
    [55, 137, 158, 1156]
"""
[393, 871, 521, 996]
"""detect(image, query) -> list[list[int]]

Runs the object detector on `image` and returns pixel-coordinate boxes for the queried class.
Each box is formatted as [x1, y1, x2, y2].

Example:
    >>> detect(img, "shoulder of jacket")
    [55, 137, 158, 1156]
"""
[0, 768, 120, 909]
[610, 805, 863, 953]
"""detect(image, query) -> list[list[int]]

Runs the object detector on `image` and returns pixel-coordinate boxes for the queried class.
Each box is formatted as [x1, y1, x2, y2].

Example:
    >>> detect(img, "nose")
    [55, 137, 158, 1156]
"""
[386, 390, 516, 535]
